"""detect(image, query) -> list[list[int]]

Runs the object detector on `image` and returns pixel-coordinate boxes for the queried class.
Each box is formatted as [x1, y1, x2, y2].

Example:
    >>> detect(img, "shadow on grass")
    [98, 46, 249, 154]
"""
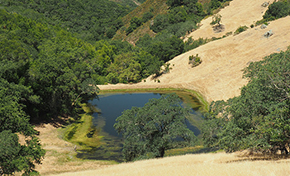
[228, 153, 290, 163]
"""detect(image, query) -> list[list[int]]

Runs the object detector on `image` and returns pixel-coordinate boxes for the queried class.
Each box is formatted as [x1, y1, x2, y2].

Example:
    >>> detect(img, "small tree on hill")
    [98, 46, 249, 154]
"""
[210, 14, 222, 27]
[114, 93, 196, 161]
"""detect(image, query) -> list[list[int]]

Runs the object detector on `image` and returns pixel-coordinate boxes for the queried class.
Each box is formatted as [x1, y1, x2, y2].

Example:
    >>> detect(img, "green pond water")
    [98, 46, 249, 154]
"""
[76, 92, 205, 162]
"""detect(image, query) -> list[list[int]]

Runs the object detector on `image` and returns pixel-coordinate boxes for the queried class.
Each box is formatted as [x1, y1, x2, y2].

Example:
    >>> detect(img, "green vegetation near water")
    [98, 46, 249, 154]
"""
[62, 104, 103, 150]
[1, 0, 290, 174]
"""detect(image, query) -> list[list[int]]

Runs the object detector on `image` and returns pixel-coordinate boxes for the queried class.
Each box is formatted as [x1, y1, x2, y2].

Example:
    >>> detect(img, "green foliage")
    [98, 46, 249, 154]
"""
[147, 35, 184, 62]
[126, 17, 143, 35]
[142, 12, 154, 23]
[263, 1, 290, 20]
[184, 37, 209, 52]
[136, 50, 163, 77]
[210, 0, 221, 10]
[107, 52, 142, 83]
[167, 21, 197, 37]
[0, 79, 45, 175]
[234, 25, 248, 35]
[168, 6, 188, 24]
[150, 14, 170, 33]
[114, 94, 196, 161]
[203, 47, 290, 153]
[0, 9, 101, 118]
[29, 36, 100, 116]
[0, 0, 133, 42]
[210, 14, 222, 26]
[188, 54, 202, 67]
[256, 0, 290, 25]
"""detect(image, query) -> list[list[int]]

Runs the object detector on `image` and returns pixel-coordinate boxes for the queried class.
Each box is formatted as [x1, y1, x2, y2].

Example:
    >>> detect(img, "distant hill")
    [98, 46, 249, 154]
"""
[0, 0, 136, 42]
[113, 0, 168, 44]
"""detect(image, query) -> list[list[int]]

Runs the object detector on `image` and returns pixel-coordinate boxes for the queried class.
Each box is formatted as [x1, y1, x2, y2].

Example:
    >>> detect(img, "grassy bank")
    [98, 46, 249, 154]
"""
[62, 104, 103, 150]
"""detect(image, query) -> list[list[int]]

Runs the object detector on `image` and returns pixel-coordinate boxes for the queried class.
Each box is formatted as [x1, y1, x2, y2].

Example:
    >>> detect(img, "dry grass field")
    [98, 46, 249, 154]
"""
[51, 152, 290, 176]
[98, 0, 290, 103]
[35, 0, 290, 175]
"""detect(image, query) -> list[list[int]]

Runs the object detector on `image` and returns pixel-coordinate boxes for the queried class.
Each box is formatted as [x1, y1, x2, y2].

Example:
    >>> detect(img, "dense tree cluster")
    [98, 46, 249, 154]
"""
[263, 0, 290, 21]
[0, 0, 135, 41]
[202, 47, 290, 154]
[0, 9, 102, 174]
[4, 0, 290, 174]
[256, 0, 290, 25]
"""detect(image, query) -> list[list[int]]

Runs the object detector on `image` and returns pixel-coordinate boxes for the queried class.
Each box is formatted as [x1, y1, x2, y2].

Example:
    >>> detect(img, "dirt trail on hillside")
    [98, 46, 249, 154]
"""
[99, 0, 290, 103]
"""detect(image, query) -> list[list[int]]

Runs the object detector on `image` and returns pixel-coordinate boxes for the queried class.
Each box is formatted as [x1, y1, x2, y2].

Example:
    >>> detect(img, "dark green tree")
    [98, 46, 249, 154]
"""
[168, 7, 187, 24]
[107, 52, 142, 83]
[142, 12, 154, 23]
[263, 1, 290, 20]
[202, 47, 290, 153]
[0, 79, 45, 175]
[148, 35, 184, 62]
[150, 14, 169, 33]
[114, 93, 196, 161]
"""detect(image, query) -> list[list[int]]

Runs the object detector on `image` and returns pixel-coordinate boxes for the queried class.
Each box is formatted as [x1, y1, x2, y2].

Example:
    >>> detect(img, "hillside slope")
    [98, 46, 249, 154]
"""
[99, 0, 290, 103]
[185, 0, 275, 40]
[49, 0, 290, 175]
[52, 152, 290, 176]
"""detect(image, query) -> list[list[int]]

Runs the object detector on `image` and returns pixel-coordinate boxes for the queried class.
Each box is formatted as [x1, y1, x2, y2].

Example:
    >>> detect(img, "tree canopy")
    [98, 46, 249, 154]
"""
[114, 94, 196, 161]
[202, 47, 290, 154]
[0, 78, 45, 175]
[0, 0, 135, 41]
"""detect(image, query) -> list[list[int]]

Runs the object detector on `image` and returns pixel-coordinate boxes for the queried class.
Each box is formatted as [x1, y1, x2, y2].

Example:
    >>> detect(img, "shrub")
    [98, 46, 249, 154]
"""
[234, 25, 248, 35]
[188, 54, 202, 67]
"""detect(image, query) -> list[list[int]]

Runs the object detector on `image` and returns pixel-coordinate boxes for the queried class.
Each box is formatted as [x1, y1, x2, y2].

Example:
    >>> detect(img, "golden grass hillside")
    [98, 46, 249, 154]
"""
[99, 0, 290, 103]
[45, 0, 290, 175]
[51, 152, 290, 176]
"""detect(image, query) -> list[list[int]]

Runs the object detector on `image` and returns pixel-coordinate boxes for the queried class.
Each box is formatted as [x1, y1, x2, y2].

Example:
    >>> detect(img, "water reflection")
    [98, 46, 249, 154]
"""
[77, 92, 204, 161]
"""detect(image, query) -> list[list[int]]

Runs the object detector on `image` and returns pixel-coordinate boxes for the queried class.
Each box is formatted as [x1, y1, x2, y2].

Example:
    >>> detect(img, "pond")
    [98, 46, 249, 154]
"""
[76, 92, 205, 162]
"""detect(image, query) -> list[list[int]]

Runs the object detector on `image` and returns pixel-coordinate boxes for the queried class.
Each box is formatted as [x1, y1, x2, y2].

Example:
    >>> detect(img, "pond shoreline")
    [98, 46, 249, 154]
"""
[61, 89, 207, 163]
[98, 87, 210, 112]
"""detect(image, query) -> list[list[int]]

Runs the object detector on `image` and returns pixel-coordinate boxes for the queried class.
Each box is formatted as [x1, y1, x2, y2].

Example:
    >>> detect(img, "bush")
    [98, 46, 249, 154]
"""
[234, 25, 248, 35]
[184, 37, 208, 52]
[188, 54, 202, 67]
